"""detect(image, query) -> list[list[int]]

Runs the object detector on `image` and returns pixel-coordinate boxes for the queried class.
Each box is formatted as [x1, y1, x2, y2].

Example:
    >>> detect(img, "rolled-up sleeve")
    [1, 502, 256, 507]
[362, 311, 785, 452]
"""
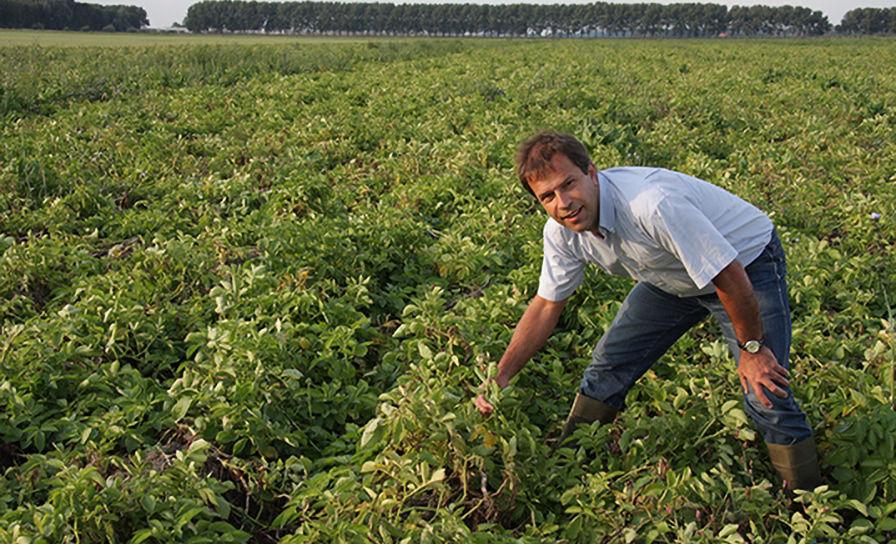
[537, 222, 585, 301]
[646, 195, 738, 290]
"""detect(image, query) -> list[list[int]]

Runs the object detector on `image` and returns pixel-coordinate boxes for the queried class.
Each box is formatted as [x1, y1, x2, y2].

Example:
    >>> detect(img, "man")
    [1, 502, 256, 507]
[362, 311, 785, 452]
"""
[474, 130, 821, 490]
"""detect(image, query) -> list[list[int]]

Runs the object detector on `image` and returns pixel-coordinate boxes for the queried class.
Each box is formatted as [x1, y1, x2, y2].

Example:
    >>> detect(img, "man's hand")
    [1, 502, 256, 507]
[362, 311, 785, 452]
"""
[712, 260, 789, 409]
[474, 393, 494, 415]
[473, 376, 503, 416]
[470, 295, 566, 418]
[738, 346, 789, 409]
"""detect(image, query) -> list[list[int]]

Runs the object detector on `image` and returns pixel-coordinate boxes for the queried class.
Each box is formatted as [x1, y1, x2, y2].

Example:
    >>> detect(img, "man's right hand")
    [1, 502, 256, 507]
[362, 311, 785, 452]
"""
[471, 295, 566, 417]
[474, 393, 494, 415]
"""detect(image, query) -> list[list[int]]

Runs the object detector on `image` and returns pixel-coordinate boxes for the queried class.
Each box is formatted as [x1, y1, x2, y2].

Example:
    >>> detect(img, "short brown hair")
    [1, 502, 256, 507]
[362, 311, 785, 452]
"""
[515, 130, 592, 198]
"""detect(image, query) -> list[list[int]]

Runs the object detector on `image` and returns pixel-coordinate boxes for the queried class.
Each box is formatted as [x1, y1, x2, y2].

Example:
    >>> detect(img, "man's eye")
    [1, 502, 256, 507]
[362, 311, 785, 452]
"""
[542, 194, 553, 203]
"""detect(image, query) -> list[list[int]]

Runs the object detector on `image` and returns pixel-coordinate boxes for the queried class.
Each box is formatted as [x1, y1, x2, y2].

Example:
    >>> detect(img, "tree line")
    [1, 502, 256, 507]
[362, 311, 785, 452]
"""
[183, 1, 840, 37]
[2, 1, 893, 36]
[0, 0, 147, 31]
[837, 8, 896, 35]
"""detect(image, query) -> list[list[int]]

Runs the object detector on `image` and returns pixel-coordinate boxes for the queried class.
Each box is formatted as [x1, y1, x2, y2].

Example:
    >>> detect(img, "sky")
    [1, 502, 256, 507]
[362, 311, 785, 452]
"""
[93, 0, 896, 30]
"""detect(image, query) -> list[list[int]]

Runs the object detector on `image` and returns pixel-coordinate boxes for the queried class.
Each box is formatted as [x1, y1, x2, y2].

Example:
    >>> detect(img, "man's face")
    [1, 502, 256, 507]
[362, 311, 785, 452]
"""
[527, 153, 599, 235]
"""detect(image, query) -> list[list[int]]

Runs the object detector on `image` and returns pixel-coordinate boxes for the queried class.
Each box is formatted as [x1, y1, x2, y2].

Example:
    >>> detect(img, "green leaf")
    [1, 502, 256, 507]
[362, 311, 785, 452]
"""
[429, 468, 446, 483]
[129, 528, 154, 544]
[176, 506, 206, 530]
[883, 501, 896, 517]
[360, 417, 381, 448]
[171, 397, 192, 421]
[188, 438, 210, 454]
[418, 342, 433, 360]
[141, 495, 157, 514]
[850, 517, 873, 532]
[848, 499, 869, 517]
[208, 521, 237, 532]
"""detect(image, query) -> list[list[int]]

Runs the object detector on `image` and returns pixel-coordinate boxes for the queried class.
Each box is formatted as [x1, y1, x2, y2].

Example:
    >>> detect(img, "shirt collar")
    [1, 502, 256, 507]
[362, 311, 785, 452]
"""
[598, 172, 616, 234]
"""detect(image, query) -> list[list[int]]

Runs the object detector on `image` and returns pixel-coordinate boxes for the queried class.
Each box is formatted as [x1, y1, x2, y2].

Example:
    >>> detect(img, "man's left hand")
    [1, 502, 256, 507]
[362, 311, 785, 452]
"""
[737, 346, 789, 409]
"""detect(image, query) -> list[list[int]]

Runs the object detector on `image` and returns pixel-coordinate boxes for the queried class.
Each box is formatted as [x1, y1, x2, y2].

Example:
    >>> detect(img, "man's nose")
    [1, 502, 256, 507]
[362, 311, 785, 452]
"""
[556, 190, 571, 208]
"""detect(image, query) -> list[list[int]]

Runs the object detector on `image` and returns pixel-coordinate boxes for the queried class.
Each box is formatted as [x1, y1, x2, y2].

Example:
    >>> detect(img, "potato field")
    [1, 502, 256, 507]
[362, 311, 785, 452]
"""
[1, 37, 895, 543]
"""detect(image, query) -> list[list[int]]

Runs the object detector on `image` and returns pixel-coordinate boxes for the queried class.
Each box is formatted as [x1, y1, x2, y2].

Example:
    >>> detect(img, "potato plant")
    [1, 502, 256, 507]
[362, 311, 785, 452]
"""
[1, 37, 895, 542]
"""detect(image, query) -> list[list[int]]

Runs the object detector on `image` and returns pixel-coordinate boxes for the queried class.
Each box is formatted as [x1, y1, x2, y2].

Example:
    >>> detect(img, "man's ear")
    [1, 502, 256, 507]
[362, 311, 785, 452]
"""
[588, 162, 597, 179]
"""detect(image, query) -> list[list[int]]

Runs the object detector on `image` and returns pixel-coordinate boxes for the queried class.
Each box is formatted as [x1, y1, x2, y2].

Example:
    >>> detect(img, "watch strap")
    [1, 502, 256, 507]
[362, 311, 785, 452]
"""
[737, 337, 764, 351]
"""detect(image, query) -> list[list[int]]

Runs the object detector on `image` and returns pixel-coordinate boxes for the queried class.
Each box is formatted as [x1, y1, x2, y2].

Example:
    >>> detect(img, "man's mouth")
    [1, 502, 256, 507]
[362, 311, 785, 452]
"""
[563, 208, 582, 221]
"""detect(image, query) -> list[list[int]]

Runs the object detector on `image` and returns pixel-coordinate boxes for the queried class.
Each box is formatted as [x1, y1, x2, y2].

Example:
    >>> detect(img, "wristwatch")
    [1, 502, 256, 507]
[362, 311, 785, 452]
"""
[738, 337, 764, 354]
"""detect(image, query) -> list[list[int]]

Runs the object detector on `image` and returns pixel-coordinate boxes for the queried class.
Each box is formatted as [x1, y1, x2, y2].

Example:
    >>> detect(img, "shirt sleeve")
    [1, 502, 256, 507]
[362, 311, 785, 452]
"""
[645, 194, 739, 290]
[537, 221, 586, 301]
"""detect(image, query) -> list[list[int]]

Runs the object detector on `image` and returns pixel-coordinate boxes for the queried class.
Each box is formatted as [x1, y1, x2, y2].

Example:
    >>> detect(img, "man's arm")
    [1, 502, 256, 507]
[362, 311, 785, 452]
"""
[475, 295, 567, 415]
[712, 260, 789, 409]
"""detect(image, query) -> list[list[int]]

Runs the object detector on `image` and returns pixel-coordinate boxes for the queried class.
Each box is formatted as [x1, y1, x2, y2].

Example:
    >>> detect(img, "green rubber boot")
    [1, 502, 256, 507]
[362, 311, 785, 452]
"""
[766, 436, 823, 491]
[558, 393, 618, 446]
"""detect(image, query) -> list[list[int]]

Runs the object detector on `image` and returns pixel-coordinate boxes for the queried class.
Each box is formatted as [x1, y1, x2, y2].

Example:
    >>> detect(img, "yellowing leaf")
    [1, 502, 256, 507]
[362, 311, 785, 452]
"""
[418, 342, 433, 360]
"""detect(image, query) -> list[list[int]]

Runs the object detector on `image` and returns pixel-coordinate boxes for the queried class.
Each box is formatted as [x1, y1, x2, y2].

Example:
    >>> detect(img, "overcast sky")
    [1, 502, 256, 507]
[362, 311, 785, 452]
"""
[96, 0, 896, 29]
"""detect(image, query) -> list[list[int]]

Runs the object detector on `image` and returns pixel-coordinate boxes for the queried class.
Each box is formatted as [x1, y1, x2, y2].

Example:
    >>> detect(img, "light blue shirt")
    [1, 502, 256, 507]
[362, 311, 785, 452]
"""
[537, 167, 774, 300]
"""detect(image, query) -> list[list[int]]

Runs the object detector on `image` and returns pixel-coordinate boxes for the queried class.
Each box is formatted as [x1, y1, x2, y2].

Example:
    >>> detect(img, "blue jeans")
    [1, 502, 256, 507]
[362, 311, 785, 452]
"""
[580, 230, 812, 445]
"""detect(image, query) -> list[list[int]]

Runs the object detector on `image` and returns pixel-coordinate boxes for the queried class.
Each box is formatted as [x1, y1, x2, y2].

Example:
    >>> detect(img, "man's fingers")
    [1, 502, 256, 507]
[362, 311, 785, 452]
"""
[773, 364, 790, 378]
[766, 380, 789, 398]
[752, 380, 788, 408]
[760, 347, 788, 377]
[754, 386, 774, 409]
[741, 351, 792, 408]
[769, 372, 790, 389]
[474, 395, 494, 415]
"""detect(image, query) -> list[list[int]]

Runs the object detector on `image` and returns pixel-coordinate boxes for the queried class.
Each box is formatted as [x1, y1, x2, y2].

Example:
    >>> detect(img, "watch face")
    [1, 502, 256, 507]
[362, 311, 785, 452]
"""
[744, 340, 761, 353]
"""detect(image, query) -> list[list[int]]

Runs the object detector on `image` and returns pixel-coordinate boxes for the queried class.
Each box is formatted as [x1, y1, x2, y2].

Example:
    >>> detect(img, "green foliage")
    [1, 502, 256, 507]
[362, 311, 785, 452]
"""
[0, 440, 250, 543]
[183, 1, 832, 38]
[1, 37, 895, 542]
[0, 40, 474, 119]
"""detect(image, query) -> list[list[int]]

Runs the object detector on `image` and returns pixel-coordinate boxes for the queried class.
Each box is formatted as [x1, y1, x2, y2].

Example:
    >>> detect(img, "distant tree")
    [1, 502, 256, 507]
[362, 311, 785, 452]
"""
[0, 0, 146, 30]
[838, 7, 895, 35]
